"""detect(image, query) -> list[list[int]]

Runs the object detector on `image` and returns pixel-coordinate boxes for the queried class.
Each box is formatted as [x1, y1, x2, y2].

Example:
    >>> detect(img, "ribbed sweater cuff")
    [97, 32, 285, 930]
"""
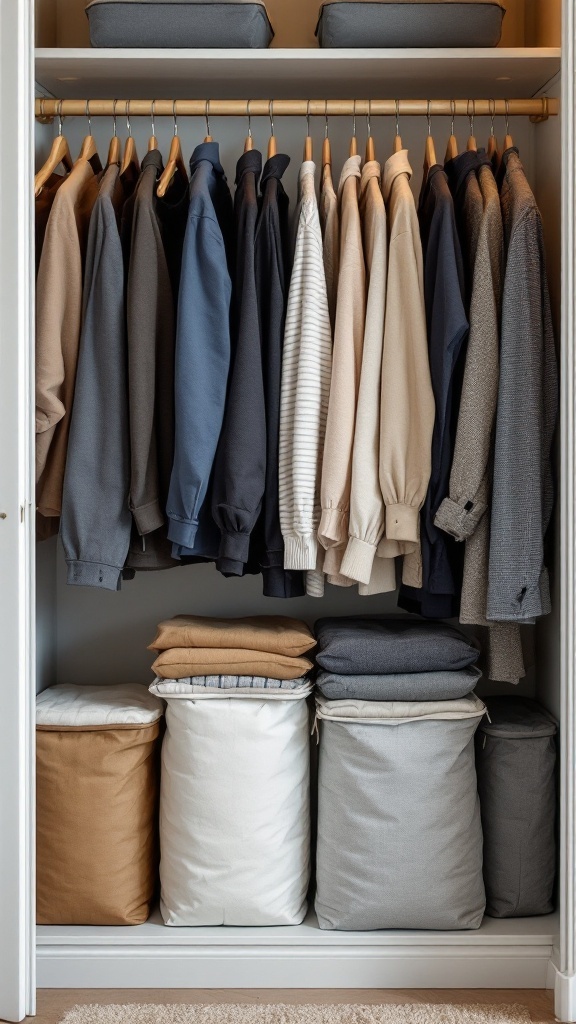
[131, 498, 165, 537]
[167, 515, 199, 550]
[219, 530, 251, 565]
[66, 560, 123, 591]
[318, 507, 348, 549]
[386, 504, 420, 543]
[340, 537, 377, 586]
[434, 496, 487, 542]
[284, 533, 318, 571]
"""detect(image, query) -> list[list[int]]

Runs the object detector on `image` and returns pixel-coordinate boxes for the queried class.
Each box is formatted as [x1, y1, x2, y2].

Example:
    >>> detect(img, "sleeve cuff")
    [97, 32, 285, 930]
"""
[283, 533, 319, 571]
[66, 560, 123, 591]
[434, 496, 487, 541]
[167, 514, 199, 550]
[131, 498, 165, 537]
[219, 530, 251, 565]
[385, 503, 420, 543]
[340, 537, 377, 586]
[318, 507, 348, 550]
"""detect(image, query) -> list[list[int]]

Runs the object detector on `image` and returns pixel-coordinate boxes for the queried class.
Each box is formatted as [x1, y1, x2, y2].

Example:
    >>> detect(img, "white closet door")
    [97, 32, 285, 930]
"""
[0, 0, 35, 1019]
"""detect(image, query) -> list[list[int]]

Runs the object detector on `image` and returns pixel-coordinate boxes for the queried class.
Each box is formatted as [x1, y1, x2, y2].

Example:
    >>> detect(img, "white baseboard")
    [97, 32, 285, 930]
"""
[36, 911, 559, 990]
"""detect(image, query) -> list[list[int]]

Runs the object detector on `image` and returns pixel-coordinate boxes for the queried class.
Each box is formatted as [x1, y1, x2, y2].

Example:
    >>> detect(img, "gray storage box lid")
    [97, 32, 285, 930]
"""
[480, 696, 557, 739]
[86, 0, 271, 9]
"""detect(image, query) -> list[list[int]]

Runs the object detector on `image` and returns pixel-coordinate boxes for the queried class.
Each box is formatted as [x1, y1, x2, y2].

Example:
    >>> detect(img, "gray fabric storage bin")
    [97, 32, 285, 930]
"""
[86, 0, 274, 48]
[476, 696, 557, 919]
[315, 693, 486, 931]
[316, 0, 505, 48]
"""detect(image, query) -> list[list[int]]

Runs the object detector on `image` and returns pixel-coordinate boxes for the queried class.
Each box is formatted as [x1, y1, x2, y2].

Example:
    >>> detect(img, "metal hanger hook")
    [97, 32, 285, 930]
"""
[367, 98, 372, 139]
[505, 98, 510, 135]
[395, 99, 400, 138]
[489, 98, 496, 137]
[246, 99, 252, 139]
[112, 98, 118, 138]
[352, 99, 357, 139]
[306, 99, 311, 138]
[126, 100, 133, 138]
[205, 99, 211, 138]
[85, 99, 92, 137]
[172, 99, 178, 138]
[324, 99, 329, 139]
[467, 98, 475, 139]
[150, 99, 155, 139]
[269, 99, 274, 138]
[450, 99, 456, 137]
[427, 99, 432, 136]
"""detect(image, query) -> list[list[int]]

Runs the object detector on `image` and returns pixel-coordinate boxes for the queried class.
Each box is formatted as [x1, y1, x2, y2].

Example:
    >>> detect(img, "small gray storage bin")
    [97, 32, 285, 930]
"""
[86, 0, 274, 48]
[315, 0, 505, 48]
[476, 696, 557, 919]
[315, 693, 486, 931]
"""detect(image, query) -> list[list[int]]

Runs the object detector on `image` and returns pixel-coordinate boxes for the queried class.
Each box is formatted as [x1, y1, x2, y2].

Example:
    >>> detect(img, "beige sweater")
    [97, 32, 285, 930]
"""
[340, 160, 394, 593]
[318, 155, 366, 578]
[36, 158, 102, 517]
[379, 150, 435, 549]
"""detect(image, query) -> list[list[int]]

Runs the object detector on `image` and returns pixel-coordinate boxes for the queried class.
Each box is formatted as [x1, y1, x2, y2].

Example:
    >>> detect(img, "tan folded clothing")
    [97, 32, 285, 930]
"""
[149, 615, 316, 657]
[152, 647, 314, 681]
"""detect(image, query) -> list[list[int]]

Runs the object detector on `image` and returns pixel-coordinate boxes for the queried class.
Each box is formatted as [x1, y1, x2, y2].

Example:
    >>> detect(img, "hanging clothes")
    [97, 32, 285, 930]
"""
[319, 161, 339, 334]
[378, 149, 434, 586]
[166, 142, 233, 557]
[254, 153, 305, 598]
[487, 147, 558, 622]
[279, 159, 332, 583]
[340, 158, 395, 595]
[36, 155, 102, 518]
[318, 154, 365, 583]
[399, 161, 469, 618]
[122, 149, 188, 573]
[61, 162, 135, 590]
[212, 148, 266, 576]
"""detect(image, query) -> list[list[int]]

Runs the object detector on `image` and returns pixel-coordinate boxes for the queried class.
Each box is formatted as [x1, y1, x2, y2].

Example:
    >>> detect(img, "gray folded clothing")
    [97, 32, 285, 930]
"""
[154, 674, 308, 691]
[314, 617, 480, 675]
[316, 665, 482, 702]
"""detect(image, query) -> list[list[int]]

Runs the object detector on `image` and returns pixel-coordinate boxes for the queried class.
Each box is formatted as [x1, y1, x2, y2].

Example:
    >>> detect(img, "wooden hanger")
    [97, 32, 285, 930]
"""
[393, 100, 403, 153]
[322, 104, 332, 170]
[349, 100, 358, 157]
[148, 100, 158, 152]
[204, 100, 213, 143]
[365, 101, 375, 162]
[120, 101, 140, 178]
[267, 100, 277, 159]
[445, 100, 458, 163]
[487, 101, 499, 160]
[106, 99, 121, 167]
[76, 100, 99, 164]
[503, 98, 514, 151]
[244, 99, 254, 152]
[423, 101, 437, 178]
[34, 100, 73, 197]
[156, 102, 187, 198]
[303, 101, 313, 162]
[466, 100, 477, 152]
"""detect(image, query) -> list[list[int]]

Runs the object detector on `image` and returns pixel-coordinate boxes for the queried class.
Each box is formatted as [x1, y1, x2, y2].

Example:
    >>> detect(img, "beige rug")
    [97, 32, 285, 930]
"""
[59, 1004, 533, 1024]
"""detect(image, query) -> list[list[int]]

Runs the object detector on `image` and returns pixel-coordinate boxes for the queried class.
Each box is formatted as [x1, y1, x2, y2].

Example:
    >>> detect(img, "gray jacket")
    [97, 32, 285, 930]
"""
[487, 148, 558, 622]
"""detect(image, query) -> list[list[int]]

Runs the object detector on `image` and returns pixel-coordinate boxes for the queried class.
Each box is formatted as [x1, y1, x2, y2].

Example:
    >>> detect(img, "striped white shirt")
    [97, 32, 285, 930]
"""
[279, 161, 333, 572]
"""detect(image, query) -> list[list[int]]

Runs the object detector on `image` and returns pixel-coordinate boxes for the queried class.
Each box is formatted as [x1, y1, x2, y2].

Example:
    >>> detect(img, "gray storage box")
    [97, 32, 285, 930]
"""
[476, 696, 557, 919]
[316, 0, 505, 48]
[315, 693, 486, 931]
[86, 0, 274, 48]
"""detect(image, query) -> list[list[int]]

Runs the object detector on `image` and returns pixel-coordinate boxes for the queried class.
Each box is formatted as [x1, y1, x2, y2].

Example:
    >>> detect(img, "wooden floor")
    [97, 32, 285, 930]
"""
[29, 990, 556, 1024]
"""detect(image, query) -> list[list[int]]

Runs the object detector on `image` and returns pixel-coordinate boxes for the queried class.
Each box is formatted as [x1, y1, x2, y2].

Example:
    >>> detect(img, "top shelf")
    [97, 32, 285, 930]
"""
[35, 47, 561, 101]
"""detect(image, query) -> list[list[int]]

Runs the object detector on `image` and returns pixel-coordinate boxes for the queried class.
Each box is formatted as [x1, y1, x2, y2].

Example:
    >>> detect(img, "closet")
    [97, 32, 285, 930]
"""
[0, 0, 574, 1019]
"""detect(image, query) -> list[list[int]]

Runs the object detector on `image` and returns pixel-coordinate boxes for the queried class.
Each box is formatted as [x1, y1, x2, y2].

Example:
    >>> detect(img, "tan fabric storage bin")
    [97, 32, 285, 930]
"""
[36, 683, 164, 925]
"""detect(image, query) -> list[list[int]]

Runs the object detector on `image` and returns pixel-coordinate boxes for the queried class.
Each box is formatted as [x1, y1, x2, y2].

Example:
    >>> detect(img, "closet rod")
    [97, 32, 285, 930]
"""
[35, 97, 556, 121]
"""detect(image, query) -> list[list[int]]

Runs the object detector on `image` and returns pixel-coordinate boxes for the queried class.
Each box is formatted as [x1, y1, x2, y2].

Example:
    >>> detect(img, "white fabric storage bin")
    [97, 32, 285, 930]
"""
[315, 693, 487, 931]
[86, 0, 274, 48]
[315, 0, 505, 48]
[150, 679, 312, 926]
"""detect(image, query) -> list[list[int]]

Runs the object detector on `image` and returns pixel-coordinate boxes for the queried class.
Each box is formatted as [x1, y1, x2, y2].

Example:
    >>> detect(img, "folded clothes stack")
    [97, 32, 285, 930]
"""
[149, 614, 315, 685]
[314, 617, 482, 700]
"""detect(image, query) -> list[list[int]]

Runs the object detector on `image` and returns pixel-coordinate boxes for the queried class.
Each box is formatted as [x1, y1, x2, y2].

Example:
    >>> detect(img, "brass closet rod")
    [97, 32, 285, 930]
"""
[35, 97, 556, 121]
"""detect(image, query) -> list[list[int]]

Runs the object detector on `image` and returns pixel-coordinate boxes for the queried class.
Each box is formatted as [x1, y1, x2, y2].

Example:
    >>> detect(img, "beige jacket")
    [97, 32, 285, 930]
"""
[318, 155, 366, 578]
[340, 160, 394, 594]
[379, 150, 435, 551]
[36, 157, 102, 517]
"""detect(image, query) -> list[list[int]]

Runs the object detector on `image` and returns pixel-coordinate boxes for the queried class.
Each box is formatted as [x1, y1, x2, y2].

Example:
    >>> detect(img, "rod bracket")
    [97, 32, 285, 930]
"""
[530, 96, 550, 123]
